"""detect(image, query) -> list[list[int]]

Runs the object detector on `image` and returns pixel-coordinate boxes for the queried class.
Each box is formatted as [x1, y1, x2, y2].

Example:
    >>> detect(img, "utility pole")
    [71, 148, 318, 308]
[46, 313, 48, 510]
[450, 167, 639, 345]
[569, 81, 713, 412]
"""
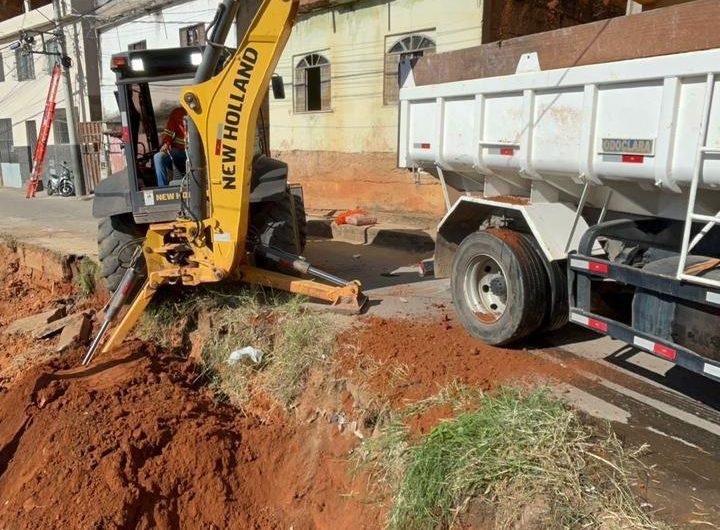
[52, 0, 85, 196]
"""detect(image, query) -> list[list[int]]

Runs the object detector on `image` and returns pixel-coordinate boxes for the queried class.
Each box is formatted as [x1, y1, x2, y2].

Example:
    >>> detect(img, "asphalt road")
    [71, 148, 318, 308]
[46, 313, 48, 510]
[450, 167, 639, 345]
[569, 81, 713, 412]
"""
[2, 186, 720, 521]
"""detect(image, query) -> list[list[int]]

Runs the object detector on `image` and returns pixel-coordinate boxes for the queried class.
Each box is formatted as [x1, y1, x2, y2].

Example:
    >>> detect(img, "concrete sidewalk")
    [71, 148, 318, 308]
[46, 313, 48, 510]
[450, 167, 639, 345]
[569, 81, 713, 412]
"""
[0, 188, 96, 258]
[0, 188, 438, 259]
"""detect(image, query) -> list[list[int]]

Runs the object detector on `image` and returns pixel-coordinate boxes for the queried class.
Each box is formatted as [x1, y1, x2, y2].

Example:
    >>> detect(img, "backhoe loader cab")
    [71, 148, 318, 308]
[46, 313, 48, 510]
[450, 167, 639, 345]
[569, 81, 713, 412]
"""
[93, 46, 302, 292]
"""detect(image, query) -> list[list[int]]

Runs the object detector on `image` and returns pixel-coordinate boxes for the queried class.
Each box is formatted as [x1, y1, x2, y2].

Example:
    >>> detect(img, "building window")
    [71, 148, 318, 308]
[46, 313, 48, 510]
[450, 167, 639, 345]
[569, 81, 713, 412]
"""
[294, 53, 331, 113]
[128, 40, 147, 51]
[384, 34, 435, 105]
[45, 38, 59, 74]
[0, 119, 15, 164]
[26, 120, 38, 157]
[180, 24, 206, 47]
[15, 49, 35, 82]
[53, 108, 70, 144]
[0, 55, 4, 82]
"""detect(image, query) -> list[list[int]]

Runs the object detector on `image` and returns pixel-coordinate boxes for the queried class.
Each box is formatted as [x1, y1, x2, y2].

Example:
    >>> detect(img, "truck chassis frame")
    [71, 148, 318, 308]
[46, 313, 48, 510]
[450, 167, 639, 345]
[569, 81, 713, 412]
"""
[569, 218, 720, 383]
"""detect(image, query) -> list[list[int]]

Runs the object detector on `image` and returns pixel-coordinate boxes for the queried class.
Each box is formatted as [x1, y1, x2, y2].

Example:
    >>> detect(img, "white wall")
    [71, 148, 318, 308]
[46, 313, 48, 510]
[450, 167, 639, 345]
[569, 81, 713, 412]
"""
[270, 0, 484, 154]
[98, 0, 237, 120]
[0, 3, 93, 178]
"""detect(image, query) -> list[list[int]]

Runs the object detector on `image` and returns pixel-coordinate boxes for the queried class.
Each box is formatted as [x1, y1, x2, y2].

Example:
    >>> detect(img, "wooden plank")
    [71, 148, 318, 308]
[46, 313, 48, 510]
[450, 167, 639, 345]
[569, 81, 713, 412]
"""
[412, 0, 720, 86]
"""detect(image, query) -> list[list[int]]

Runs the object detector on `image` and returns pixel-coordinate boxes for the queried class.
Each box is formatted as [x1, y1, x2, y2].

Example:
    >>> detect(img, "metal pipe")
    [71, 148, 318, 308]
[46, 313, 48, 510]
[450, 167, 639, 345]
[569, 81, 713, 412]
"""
[689, 210, 720, 252]
[305, 266, 351, 287]
[436, 165, 452, 212]
[598, 189, 613, 225]
[186, 0, 241, 221]
[564, 180, 590, 253]
[82, 248, 144, 365]
[257, 245, 351, 287]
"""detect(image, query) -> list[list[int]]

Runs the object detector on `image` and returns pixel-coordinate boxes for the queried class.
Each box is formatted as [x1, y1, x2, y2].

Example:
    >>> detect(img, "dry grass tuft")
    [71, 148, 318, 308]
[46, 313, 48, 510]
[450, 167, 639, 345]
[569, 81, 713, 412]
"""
[136, 284, 336, 408]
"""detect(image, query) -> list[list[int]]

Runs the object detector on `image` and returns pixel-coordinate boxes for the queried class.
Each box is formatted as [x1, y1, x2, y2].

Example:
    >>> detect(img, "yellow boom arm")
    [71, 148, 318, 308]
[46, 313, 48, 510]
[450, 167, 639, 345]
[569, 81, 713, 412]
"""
[181, 0, 296, 273]
[85, 0, 366, 361]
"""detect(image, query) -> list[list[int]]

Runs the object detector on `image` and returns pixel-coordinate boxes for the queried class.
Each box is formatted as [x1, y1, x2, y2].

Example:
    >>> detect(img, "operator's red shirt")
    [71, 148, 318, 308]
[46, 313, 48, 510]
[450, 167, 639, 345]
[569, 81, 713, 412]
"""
[161, 108, 187, 150]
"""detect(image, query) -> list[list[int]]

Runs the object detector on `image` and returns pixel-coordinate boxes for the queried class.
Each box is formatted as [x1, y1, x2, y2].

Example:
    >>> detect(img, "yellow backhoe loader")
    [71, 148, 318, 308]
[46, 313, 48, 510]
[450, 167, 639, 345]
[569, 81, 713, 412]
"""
[84, 0, 366, 365]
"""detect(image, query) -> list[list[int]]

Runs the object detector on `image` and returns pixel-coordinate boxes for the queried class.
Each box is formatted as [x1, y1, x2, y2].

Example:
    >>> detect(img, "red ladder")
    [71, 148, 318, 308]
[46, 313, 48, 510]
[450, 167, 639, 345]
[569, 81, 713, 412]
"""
[26, 63, 63, 199]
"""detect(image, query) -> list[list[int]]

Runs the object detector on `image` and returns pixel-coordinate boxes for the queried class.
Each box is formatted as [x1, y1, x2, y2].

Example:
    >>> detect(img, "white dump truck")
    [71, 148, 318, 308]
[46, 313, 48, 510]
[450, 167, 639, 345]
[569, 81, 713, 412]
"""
[399, 48, 720, 382]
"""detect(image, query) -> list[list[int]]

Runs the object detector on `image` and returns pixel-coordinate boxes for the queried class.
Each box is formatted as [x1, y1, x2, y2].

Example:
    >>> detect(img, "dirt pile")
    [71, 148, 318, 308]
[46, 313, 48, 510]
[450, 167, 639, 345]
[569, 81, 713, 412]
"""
[0, 342, 382, 530]
[339, 316, 569, 405]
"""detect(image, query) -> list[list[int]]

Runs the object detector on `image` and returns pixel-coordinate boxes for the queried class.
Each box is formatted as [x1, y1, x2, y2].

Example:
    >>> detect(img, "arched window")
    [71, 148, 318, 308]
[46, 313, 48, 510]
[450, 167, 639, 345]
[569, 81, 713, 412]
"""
[384, 34, 435, 105]
[294, 53, 331, 113]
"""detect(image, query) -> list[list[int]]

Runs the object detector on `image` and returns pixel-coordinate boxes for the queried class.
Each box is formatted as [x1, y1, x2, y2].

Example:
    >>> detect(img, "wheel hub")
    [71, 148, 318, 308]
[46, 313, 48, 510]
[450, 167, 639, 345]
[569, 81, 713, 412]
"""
[464, 254, 509, 322]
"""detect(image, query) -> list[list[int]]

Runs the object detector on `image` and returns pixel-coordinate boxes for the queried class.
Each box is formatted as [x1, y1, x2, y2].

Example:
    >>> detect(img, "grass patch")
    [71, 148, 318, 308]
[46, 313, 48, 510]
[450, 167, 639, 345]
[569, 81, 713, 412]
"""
[361, 386, 666, 530]
[74, 259, 100, 297]
[136, 284, 336, 407]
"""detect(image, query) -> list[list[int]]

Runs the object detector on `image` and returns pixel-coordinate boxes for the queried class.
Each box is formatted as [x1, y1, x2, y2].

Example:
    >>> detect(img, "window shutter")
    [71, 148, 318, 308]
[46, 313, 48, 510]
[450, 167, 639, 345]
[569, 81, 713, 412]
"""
[383, 52, 401, 105]
[320, 63, 331, 110]
[294, 66, 306, 113]
[197, 24, 207, 46]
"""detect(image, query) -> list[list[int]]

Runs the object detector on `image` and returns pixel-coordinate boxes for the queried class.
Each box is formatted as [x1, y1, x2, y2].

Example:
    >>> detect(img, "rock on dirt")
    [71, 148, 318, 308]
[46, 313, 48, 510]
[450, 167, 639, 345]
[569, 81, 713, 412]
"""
[55, 313, 92, 352]
[3, 306, 66, 336]
[33, 311, 91, 340]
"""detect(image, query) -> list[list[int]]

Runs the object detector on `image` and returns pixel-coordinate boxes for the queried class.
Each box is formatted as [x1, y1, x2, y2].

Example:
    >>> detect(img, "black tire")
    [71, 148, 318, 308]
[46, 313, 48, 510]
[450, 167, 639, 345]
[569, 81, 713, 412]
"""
[98, 214, 147, 293]
[59, 180, 74, 197]
[46, 184, 54, 196]
[451, 229, 548, 345]
[250, 192, 307, 257]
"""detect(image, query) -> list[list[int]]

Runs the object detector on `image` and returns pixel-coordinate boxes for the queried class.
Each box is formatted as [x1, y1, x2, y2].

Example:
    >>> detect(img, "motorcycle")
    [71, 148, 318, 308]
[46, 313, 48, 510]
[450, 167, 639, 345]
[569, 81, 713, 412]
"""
[46, 161, 75, 197]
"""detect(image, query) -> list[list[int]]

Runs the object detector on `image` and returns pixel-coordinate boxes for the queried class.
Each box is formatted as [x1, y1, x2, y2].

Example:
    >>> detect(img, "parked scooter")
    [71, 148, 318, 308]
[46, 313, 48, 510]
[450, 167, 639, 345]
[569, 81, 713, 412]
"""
[46, 161, 75, 197]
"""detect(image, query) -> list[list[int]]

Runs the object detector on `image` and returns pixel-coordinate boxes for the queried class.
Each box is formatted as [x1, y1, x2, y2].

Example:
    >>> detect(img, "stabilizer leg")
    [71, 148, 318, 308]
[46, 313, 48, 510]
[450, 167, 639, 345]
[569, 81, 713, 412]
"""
[99, 280, 158, 356]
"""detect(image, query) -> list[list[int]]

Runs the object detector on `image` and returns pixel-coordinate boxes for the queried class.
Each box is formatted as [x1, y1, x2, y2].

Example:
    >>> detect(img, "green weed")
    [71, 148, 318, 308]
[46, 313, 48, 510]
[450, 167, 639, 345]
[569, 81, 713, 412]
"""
[362, 386, 667, 530]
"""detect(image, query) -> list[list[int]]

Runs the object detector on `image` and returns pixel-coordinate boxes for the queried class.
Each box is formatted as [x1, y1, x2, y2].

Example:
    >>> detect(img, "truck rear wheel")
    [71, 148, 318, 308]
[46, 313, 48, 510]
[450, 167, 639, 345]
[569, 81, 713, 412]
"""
[451, 229, 548, 345]
[98, 214, 147, 293]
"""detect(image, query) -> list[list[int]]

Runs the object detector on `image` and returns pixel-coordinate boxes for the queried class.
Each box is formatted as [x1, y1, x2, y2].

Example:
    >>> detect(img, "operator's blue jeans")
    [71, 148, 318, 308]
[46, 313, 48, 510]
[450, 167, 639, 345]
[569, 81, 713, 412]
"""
[154, 148, 187, 187]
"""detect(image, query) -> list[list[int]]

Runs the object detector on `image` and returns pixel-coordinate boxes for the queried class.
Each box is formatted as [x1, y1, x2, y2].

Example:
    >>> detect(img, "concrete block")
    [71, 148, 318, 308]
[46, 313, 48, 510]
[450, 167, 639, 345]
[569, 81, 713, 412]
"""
[56, 314, 92, 353]
[4, 306, 67, 336]
[331, 222, 368, 245]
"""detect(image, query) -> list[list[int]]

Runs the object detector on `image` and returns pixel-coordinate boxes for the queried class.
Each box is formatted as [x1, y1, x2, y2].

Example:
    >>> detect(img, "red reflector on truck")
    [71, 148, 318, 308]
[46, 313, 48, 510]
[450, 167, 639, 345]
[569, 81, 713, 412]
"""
[622, 154, 644, 164]
[653, 343, 677, 361]
[421, 143, 431, 149]
[634, 336, 678, 361]
[570, 259, 609, 275]
[500, 148, 515, 156]
[589, 262, 609, 274]
[588, 318, 608, 332]
[570, 313, 608, 333]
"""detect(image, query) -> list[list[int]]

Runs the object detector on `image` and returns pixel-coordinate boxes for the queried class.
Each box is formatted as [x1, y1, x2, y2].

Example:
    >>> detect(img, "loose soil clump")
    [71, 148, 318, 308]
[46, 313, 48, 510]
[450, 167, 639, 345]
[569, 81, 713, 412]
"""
[339, 316, 569, 405]
[0, 344, 382, 530]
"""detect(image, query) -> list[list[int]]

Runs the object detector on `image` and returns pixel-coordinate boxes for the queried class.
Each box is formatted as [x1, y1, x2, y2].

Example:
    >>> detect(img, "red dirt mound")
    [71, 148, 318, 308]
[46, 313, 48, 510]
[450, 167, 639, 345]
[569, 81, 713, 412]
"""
[0, 342, 380, 530]
[340, 316, 569, 405]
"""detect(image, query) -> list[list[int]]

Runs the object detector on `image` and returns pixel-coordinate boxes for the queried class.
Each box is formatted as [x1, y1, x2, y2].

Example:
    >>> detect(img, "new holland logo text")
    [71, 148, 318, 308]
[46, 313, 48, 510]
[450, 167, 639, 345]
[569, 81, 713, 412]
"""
[219, 47, 259, 189]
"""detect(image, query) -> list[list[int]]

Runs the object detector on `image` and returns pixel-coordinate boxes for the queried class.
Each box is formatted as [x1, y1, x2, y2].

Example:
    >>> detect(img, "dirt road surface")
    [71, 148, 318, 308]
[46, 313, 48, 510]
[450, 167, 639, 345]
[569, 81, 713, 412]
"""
[2, 187, 720, 525]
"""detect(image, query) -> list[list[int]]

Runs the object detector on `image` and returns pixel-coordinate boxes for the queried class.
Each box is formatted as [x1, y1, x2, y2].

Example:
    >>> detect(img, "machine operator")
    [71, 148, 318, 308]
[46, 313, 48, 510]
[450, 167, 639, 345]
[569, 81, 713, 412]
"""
[154, 106, 188, 187]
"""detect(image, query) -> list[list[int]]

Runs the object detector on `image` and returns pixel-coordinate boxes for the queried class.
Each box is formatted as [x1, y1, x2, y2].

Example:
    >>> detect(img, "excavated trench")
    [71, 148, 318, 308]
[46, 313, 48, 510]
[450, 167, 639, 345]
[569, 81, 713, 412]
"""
[0, 241, 386, 529]
[0, 240, 580, 529]
[0, 240, 711, 529]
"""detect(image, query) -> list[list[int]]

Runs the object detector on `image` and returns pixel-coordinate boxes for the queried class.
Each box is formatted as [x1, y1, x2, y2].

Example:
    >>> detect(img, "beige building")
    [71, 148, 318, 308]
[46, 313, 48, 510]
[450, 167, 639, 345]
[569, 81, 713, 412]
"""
[269, 0, 642, 218]
[271, 0, 485, 217]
